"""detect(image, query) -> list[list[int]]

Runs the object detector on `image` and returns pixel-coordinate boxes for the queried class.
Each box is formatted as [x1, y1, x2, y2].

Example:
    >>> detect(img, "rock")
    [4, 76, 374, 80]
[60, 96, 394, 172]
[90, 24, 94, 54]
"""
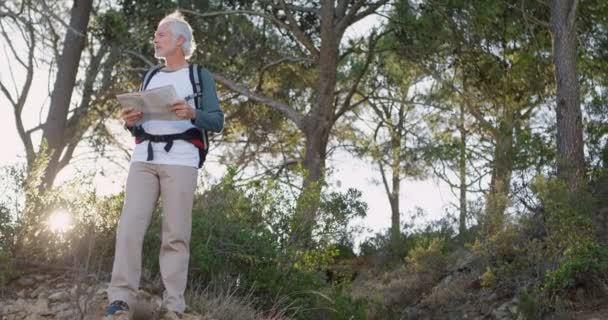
[30, 297, 50, 314]
[33, 274, 48, 282]
[401, 306, 432, 320]
[492, 297, 519, 320]
[16, 276, 35, 287]
[447, 310, 464, 320]
[51, 302, 71, 313]
[48, 291, 70, 302]
[30, 284, 48, 299]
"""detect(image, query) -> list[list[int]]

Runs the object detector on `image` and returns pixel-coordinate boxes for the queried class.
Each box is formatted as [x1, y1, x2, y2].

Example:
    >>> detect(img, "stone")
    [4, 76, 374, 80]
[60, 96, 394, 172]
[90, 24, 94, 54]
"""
[48, 291, 70, 302]
[30, 297, 50, 314]
[16, 289, 26, 298]
[16, 276, 35, 287]
[51, 302, 71, 313]
[33, 274, 48, 282]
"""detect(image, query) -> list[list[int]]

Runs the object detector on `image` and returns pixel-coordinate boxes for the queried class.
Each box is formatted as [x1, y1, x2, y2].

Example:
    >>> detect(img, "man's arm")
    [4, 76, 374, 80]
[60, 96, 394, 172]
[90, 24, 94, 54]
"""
[194, 68, 224, 133]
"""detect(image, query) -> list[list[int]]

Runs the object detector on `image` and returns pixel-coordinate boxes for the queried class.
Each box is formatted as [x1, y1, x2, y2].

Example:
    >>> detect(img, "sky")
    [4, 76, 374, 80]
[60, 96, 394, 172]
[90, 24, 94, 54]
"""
[0, 9, 455, 244]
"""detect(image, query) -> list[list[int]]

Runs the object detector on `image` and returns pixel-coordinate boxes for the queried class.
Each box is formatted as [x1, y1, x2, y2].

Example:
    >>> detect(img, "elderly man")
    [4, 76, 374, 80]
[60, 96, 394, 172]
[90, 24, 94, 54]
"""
[104, 11, 223, 320]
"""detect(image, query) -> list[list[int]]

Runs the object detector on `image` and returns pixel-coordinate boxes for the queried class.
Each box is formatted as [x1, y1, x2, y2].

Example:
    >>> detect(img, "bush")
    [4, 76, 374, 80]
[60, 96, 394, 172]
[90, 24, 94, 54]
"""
[0, 204, 15, 254]
[544, 242, 608, 297]
[517, 290, 540, 320]
[0, 249, 15, 291]
[141, 169, 368, 319]
[310, 283, 368, 320]
[405, 237, 448, 275]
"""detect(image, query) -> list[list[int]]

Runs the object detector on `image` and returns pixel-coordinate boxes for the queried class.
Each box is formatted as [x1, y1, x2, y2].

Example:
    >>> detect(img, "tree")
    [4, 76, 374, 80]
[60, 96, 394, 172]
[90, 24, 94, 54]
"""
[392, 0, 554, 230]
[0, 1, 125, 190]
[550, 0, 585, 190]
[40, 0, 94, 189]
[352, 48, 428, 249]
[181, 0, 389, 247]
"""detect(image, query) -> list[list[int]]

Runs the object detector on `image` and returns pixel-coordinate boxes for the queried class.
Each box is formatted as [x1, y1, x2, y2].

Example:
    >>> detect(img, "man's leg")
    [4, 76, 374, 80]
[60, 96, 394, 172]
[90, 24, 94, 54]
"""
[158, 164, 197, 313]
[108, 162, 160, 307]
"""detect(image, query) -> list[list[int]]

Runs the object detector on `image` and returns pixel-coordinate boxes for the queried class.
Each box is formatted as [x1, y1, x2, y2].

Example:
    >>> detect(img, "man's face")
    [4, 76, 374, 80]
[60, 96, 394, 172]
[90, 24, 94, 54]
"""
[153, 22, 182, 58]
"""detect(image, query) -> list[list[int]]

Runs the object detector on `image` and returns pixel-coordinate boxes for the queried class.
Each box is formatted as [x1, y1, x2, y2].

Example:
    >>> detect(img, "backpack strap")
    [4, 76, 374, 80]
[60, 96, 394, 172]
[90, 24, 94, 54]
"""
[189, 63, 210, 167]
[140, 65, 163, 91]
[189, 64, 202, 110]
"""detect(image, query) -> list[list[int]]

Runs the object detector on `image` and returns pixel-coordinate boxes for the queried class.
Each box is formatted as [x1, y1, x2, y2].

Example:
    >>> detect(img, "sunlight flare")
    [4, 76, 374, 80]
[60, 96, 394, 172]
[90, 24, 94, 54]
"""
[46, 210, 74, 233]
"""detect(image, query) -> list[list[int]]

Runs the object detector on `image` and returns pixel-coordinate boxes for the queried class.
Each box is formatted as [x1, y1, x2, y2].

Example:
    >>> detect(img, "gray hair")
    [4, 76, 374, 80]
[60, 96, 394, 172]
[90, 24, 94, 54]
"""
[159, 11, 197, 59]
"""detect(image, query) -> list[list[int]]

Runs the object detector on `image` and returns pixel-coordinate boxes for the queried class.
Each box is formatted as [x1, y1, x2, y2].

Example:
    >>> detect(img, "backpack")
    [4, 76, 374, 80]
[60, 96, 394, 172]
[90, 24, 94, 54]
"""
[137, 64, 210, 167]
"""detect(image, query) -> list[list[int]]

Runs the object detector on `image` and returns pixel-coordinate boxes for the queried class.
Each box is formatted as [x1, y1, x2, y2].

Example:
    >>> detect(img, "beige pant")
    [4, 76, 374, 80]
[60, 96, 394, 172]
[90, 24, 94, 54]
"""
[108, 162, 198, 313]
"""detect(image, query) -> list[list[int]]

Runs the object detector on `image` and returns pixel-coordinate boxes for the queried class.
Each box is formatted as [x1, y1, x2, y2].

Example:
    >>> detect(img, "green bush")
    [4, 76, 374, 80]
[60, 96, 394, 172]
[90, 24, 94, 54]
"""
[517, 290, 540, 320]
[544, 242, 608, 295]
[0, 249, 16, 290]
[141, 169, 368, 319]
[310, 283, 368, 320]
[405, 237, 448, 274]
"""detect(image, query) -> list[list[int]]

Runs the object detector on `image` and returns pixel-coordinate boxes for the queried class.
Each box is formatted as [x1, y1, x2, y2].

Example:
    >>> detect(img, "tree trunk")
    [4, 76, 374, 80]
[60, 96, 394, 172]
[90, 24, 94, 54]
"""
[292, 127, 331, 247]
[290, 0, 339, 247]
[40, 0, 94, 189]
[485, 117, 514, 230]
[390, 132, 401, 248]
[551, 0, 585, 190]
[458, 104, 467, 236]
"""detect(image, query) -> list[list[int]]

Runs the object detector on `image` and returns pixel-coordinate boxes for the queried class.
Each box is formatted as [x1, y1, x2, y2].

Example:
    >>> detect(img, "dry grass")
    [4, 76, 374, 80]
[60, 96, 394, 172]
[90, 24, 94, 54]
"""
[420, 272, 477, 310]
[186, 280, 296, 320]
[351, 264, 443, 309]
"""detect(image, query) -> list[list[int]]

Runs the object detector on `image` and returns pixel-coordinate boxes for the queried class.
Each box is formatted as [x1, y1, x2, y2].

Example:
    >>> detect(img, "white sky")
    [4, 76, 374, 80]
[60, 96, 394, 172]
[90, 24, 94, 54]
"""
[0, 10, 455, 244]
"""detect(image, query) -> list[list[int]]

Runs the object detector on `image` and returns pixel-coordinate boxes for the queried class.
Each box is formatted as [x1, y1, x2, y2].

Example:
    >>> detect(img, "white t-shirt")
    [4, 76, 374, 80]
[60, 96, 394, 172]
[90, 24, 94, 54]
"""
[131, 67, 199, 167]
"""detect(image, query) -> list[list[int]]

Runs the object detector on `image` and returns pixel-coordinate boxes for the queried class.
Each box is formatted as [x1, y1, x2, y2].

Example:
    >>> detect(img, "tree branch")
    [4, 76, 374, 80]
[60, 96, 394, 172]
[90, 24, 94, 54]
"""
[277, 0, 320, 57]
[335, 32, 380, 120]
[181, 8, 320, 57]
[567, 0, 579, 29]
[123, 49, 156, 68]
[212, 72, 305, 128]
[33, 0, 86, 38]
[255, 56, 310, 91]
[336, 0, 389, 36]
[285, 4, 319, 14]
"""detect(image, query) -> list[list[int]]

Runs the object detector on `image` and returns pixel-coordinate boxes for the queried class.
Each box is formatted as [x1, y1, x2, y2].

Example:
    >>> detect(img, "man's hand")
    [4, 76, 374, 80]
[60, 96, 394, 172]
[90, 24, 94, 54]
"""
[121, 107, 143, 127]
[170, 100, 196, 119]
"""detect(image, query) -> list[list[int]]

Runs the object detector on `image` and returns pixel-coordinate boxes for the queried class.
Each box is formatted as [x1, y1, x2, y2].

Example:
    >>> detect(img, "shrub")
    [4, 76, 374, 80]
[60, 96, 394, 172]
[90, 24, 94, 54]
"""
[517, 290, 540, 320]
[543, 242, 608, 297]
[405, 237, 448, 275]
[141, 169, 368, 319]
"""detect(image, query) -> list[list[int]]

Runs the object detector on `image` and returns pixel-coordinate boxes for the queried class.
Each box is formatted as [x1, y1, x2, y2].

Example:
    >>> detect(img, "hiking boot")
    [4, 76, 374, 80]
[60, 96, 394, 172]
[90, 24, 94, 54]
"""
[103, 300, 130, 319]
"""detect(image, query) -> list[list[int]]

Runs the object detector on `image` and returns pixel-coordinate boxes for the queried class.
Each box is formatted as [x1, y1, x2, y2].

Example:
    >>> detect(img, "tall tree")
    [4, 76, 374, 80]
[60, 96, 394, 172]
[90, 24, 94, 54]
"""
[40, 0, 94, 189]
[0, 1, 124, 190]
[181, 0, 388, 246]
[550, 0, 585, 189]
[392, 0, 553, 229]
[349, 48, 428, 250]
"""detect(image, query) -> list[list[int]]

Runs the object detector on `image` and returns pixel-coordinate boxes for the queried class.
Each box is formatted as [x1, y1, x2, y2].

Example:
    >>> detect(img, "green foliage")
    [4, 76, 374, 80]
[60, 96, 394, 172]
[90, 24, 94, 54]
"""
[0, 204, 15, 254]
[91, 9, 129, 43]
[480, 267, 496, 289]
[544, 242, 608, 296]
[140, 169, 367, 318]
[0, 249, 15, 290]
[517, 290, 540, 320]
[405, 237, 448, 275]
[310, 283, 368, 320]
[532, 177, 597, 255]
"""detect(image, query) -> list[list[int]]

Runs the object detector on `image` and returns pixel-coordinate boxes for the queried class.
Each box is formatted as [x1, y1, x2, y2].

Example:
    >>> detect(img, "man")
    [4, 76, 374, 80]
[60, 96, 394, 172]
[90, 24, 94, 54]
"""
[104, 11, 223, 320]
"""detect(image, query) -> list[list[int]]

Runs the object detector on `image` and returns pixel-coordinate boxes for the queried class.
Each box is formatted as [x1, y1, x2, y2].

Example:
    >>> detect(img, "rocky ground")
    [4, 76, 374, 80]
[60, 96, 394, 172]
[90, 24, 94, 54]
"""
[0, 268, 207, 320]
[2, 263, 608, 320]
